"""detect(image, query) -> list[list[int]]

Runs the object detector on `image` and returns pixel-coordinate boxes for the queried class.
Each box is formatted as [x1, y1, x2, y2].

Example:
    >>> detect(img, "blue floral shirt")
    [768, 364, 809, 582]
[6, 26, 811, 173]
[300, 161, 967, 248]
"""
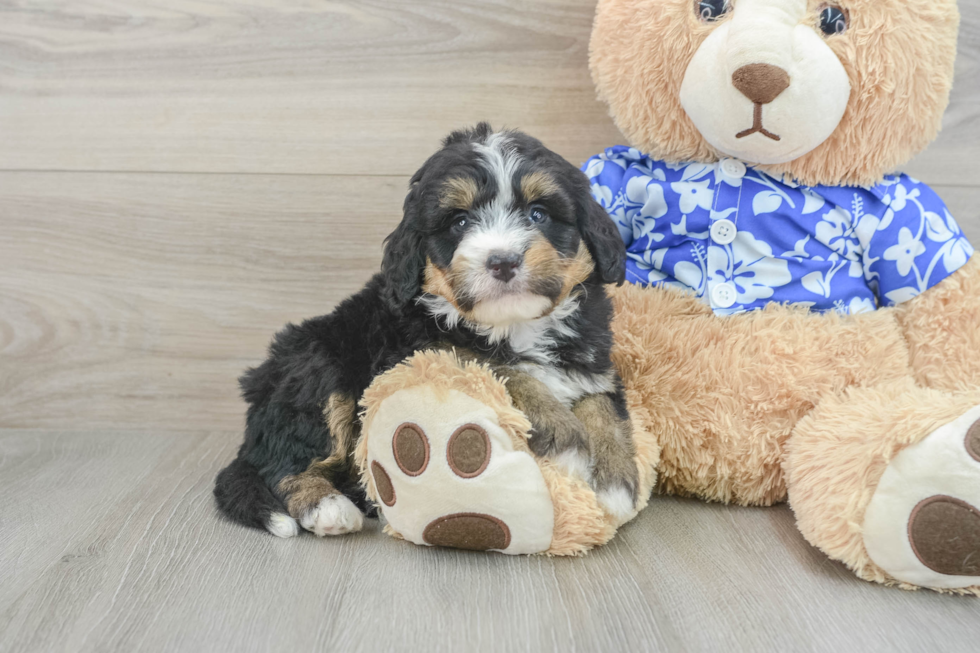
[584, 146, 974, 315]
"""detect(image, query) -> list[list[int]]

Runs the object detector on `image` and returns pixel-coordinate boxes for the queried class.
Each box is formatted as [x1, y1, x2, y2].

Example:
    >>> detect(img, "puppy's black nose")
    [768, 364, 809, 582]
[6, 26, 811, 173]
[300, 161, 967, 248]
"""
[486, 252, 523, 283]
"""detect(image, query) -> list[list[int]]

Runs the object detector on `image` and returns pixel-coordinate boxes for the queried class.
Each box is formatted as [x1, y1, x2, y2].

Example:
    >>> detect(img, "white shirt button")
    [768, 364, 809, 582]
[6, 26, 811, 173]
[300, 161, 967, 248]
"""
[710, 219, 737, 245]
[711, 282, 737, 309]
[720, 158, 747, 179]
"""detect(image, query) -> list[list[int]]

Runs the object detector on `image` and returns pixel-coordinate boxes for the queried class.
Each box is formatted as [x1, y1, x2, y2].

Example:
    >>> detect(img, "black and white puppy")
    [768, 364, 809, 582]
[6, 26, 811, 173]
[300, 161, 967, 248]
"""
[214, 124, 638, 539]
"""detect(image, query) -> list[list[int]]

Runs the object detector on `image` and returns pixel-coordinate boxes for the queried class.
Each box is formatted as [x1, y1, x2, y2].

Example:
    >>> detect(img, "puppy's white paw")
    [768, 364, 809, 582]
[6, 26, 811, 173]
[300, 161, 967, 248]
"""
[266, 512, 299, 538]
[301, 494, 364, 537]
[596, 485, 637, 522]
[551, 448, 593, 482]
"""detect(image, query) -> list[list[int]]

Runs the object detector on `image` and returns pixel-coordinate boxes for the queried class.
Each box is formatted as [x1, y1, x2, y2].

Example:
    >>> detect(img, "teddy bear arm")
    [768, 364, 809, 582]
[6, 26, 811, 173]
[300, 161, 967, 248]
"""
[896, 255, 980, 392]
[784, 378, 980, 593]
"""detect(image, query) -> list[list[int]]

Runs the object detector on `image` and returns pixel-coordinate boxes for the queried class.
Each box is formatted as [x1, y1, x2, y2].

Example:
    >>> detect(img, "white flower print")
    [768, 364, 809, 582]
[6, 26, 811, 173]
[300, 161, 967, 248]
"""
[883, 227, 926, 276]
[591, 182, 613, 208]
[801, 188, 826, 215]
[710, 232, 792, 305]
[583, 149, 973, 314]
[813, 207, 863, 278]
[846, 297, 877, 314]
[630, 248, 670, 284]
[626, 176, 668, 219]
[584, 157, 606, 180]
[670, 180, 714, 214]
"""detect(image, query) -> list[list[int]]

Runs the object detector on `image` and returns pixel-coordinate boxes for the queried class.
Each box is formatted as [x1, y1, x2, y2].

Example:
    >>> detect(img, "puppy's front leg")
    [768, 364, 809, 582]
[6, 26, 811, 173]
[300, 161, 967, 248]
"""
[502, 370, 593, 480]
[572, 392, 639, 521]
[277, 393, 365, 537]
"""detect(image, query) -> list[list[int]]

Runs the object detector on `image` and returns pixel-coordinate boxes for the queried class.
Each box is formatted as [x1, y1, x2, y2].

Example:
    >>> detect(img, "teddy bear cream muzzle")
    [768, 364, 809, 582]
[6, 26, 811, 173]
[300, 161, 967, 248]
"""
[679, 0, 851, 165]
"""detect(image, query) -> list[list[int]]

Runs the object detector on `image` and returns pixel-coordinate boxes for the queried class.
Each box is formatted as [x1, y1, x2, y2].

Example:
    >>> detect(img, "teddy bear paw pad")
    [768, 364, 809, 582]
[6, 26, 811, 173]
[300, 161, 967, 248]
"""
[908, 496, 980, 577]
[365, 385, 554, 554]
[422, 513, 511, 551]
[863, 406, 980, 589]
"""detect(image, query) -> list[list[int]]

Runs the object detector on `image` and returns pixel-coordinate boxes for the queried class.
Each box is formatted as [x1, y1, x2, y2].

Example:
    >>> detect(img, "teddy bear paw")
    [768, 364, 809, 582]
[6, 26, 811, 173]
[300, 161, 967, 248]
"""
[863, 405, 980, 589]
[364, 385, 555, 554]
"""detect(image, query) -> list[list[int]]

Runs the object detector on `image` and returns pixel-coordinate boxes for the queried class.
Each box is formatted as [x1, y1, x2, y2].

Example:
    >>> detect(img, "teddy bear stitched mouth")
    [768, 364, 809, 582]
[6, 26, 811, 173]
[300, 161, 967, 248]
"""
[735, 103, 781, 142]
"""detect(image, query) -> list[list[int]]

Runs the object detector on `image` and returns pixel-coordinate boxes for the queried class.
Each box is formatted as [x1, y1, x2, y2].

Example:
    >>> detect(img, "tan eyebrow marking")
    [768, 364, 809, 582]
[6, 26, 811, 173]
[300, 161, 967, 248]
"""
[439, 177, 479, 210]
[520, 171, 561, 202]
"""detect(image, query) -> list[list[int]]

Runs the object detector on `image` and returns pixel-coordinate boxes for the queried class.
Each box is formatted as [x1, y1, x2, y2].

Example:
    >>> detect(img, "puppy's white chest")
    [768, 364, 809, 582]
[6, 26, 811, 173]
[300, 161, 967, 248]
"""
[515, 362, 614, 407]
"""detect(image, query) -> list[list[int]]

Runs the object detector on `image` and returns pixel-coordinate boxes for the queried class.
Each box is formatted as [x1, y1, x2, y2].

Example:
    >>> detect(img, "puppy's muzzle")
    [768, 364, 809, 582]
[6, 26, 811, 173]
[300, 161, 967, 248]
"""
[486, 251, 523, 283]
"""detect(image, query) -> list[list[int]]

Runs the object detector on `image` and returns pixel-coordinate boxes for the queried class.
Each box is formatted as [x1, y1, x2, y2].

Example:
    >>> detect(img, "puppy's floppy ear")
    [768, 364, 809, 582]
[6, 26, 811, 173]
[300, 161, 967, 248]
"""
[381, 176, 427, 310]
[576, 191, 627, 286]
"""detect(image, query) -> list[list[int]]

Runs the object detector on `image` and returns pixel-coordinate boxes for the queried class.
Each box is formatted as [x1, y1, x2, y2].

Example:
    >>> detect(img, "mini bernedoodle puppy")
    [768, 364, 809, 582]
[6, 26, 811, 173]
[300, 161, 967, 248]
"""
[214, 124, 638, 539]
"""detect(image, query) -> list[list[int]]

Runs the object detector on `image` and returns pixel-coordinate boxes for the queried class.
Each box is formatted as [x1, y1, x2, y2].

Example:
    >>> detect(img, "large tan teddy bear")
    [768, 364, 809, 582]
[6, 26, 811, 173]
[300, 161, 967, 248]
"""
[357, 0, 980, 594]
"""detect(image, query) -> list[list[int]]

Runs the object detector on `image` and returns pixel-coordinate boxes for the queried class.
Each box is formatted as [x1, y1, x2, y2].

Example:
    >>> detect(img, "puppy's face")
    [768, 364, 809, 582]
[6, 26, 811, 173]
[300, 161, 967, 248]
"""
[382, 125, 625, 326]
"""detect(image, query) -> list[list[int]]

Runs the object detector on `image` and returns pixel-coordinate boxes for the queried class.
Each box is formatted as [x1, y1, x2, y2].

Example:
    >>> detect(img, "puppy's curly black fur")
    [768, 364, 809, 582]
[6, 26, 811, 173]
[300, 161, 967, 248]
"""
[214, 124, 634, 537]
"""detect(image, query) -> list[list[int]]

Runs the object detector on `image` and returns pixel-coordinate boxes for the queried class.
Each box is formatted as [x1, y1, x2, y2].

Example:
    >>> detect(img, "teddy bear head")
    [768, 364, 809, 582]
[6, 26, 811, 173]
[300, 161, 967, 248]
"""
[589, 0, 959, 187]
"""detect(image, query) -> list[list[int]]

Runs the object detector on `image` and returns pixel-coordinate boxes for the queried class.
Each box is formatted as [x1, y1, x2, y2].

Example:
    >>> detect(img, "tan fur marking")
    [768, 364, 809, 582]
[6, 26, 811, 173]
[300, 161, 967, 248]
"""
[557, 242, 596, 302]
[277, 393, 359, 519]
[572, 393, 638, 498]
[278, 473, 339, 520]
[523, 236, 563, 277]
[323, 393, 359, 469]
[520, 171, 561, 202]
[439, 177, 478, 210]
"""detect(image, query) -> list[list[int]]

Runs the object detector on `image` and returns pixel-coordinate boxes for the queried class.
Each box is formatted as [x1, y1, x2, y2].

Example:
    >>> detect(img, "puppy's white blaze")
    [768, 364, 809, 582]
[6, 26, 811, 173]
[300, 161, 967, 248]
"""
[266, 512, 299, 538]
[597, 486, 636, 522]
[551, 448, 593, 482]
[456, 220, 531, 263]
[301, 494, 364, 537]
[469, 293, 553, 327]
[473, 132, 522, 210]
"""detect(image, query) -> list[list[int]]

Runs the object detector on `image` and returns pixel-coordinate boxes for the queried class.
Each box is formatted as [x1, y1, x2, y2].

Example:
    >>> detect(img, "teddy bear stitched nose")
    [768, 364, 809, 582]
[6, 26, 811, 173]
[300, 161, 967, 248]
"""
[732, 63, 791, 105]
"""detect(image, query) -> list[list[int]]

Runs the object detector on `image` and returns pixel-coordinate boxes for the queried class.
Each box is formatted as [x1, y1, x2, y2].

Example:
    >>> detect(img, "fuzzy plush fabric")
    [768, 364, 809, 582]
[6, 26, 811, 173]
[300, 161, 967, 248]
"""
[897, 256, 980, 392]
[590, 0, 959, 186]
[609, 268, 980, 593]
[608, 282, 910, 505]
[784, 380, 980, 595]
[357, 349, 660, 556]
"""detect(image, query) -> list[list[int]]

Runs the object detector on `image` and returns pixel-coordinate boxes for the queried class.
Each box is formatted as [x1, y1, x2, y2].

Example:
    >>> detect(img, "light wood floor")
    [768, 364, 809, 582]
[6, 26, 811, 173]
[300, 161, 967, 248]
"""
[2, 2, 979, 651]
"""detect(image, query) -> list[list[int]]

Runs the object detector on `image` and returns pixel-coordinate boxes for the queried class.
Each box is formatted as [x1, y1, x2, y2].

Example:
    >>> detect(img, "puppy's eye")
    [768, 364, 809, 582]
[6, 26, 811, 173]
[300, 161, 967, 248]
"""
[529, 208, 549, 224]
[451, 214, 469, 232]
[818, 5, 848, 35]
[696, 0, 730, 22]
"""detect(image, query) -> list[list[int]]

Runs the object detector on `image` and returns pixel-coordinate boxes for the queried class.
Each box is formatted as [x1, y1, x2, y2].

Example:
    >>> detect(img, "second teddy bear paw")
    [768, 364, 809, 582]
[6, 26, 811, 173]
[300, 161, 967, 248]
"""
[863, 405, 980, 589]
[364, 385, 555, 555]
[300, 494, 365, 537]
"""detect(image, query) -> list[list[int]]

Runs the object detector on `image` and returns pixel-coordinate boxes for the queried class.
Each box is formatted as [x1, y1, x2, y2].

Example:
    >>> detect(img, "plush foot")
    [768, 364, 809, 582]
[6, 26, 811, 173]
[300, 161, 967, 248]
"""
[363, 384, 555, 554]
[863, 406, 980, 589]
[300, 494, 365, 537]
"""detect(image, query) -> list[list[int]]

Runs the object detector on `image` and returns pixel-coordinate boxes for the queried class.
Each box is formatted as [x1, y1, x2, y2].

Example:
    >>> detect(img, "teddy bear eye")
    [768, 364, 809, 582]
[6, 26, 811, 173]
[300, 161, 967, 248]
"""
[696, 0, 731, 22]
[819, 6, 848, 36]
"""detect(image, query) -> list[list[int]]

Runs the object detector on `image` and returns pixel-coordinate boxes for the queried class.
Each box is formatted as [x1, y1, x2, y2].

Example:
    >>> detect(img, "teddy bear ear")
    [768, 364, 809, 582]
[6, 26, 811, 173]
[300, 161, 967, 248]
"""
[576, 193, 626, 286]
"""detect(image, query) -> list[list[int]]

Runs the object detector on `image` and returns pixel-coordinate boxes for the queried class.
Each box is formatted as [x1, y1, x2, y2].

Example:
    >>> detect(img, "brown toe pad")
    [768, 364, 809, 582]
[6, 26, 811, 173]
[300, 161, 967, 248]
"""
[447, 424, 491, 478]
[422, 513, 511, 551]
[966, 419, 980, 463]
[371, 461, 396, 507]
[908, 495, 980, 576]
[393, 423, 429, 476]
